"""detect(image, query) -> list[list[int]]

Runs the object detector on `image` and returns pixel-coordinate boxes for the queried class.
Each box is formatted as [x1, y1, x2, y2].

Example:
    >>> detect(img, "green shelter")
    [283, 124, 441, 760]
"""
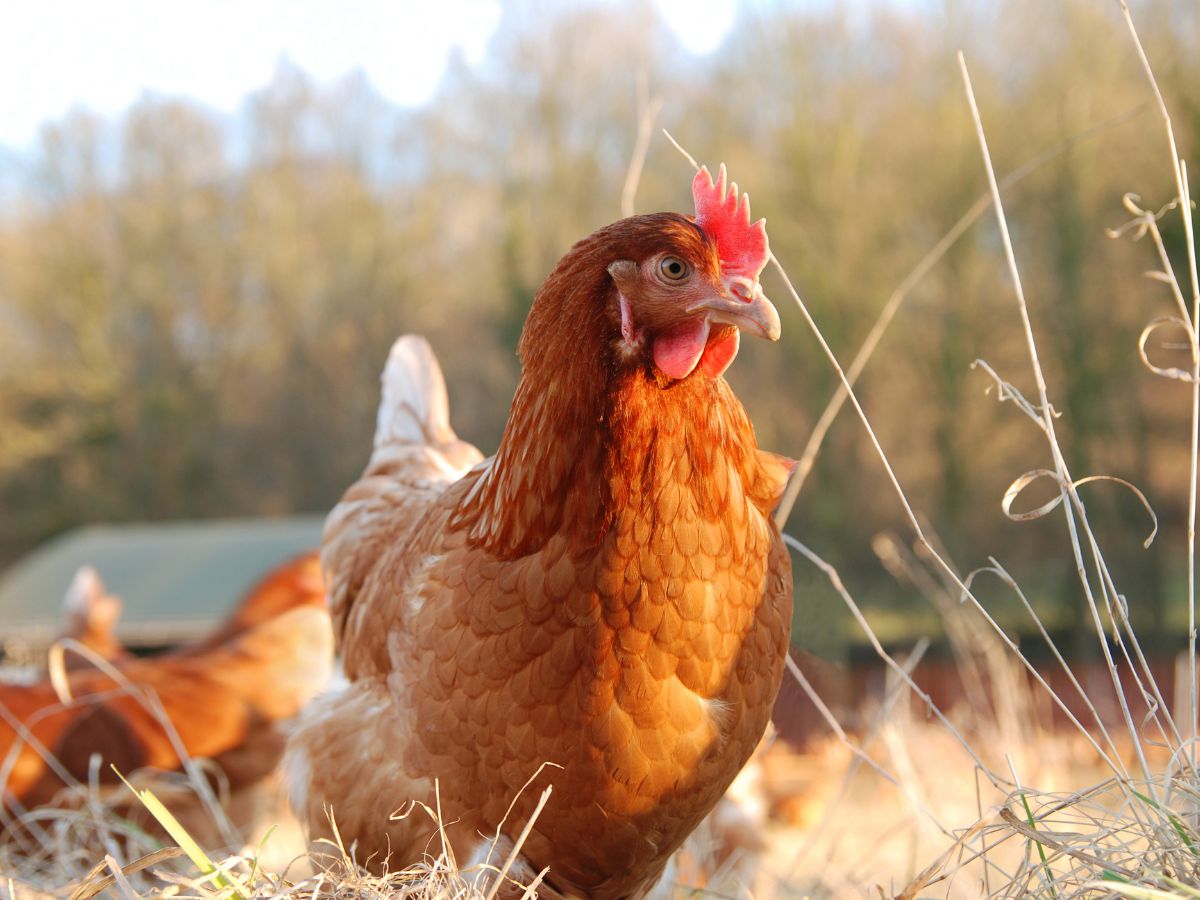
[0, 516, 324, 663]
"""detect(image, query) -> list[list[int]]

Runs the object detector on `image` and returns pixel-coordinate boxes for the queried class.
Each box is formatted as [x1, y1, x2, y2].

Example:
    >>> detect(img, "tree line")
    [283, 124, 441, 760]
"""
[0, 0, 1197, 647]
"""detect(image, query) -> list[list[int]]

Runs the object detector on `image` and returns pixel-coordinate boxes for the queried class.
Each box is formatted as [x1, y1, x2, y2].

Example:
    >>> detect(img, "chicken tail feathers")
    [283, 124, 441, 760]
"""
[375, 335, 456, 451]
[321, 335, 482, 658]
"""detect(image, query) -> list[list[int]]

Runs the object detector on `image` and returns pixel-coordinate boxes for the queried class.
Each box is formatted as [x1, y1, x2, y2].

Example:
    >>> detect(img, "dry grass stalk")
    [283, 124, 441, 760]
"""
[619, 71, 662, 220]
[1118, 0, 1200, 768]
[959, 47, 1164, 785]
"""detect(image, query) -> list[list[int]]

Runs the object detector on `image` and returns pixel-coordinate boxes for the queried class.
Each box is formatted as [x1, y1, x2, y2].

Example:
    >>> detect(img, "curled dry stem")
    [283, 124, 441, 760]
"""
[1118, 0, 1200, 769]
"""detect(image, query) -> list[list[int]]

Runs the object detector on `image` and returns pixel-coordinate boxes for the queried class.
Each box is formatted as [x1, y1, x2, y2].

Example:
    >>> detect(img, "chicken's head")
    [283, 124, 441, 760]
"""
[606, 164, 780, 381]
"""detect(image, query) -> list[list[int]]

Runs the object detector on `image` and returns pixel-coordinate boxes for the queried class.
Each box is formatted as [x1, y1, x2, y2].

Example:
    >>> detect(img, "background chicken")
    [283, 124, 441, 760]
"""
[288, 165, 794, 897]
[57, 566, 133, 671]
[0, 552, 331, 825]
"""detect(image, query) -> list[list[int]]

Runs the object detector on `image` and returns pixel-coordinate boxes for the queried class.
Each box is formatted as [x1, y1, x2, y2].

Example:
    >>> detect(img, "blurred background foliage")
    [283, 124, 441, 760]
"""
[0, 0, 1197, 653]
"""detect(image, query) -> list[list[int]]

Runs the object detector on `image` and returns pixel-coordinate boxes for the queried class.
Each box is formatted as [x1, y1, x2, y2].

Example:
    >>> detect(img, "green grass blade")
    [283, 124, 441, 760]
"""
[1131, 789, 1200, 856]
[114, 768, 248, 900]
[1020, 792, 1059, 900]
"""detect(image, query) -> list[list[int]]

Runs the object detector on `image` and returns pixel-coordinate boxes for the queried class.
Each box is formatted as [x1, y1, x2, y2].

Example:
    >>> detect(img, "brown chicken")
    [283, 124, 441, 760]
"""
[287, 166, 794, 897]
[0, 552, 331, 814]
[186, 551, 325, 654]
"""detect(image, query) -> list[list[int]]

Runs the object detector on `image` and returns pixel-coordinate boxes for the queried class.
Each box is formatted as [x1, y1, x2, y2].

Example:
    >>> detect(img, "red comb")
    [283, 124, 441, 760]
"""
[692, 164, 769, 280]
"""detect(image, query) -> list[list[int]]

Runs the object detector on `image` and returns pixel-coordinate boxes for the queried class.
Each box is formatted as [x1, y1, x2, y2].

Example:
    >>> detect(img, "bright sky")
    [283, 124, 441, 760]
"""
[0, 0, 738, 151]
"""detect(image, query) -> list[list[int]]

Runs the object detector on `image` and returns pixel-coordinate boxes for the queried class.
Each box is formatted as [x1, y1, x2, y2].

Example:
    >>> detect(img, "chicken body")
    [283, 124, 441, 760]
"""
[289, 185, 793, 897]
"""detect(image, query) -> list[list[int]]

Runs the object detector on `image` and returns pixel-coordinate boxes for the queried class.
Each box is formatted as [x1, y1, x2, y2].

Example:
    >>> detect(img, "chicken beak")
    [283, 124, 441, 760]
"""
[688, 275, 781, 341]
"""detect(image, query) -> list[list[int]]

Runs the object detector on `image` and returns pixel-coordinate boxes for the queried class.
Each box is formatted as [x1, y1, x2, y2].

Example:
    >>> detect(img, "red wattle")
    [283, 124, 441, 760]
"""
[700, 328, 740, 378]
[652, 318, 709, 380]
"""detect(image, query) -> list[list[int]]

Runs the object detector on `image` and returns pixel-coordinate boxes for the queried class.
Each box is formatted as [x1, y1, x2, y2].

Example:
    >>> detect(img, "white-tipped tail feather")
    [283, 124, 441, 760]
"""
[375, 335, 456, 451]
[62, 565, 104, 617]
[321, 334, 483, 653]
[61, 565, 124, 645]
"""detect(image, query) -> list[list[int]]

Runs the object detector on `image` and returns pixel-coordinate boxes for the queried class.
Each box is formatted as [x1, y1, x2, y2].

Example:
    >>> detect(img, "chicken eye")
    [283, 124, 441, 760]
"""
[659, 256, 689, 282]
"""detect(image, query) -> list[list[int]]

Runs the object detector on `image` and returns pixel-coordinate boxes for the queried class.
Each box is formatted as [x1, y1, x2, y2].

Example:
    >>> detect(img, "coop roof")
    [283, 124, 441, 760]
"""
[0, 516, 324, 651]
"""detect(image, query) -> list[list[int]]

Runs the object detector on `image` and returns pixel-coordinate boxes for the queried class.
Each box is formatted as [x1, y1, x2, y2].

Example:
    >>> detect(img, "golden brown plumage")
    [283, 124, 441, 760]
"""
[288, 167, 793, 897]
